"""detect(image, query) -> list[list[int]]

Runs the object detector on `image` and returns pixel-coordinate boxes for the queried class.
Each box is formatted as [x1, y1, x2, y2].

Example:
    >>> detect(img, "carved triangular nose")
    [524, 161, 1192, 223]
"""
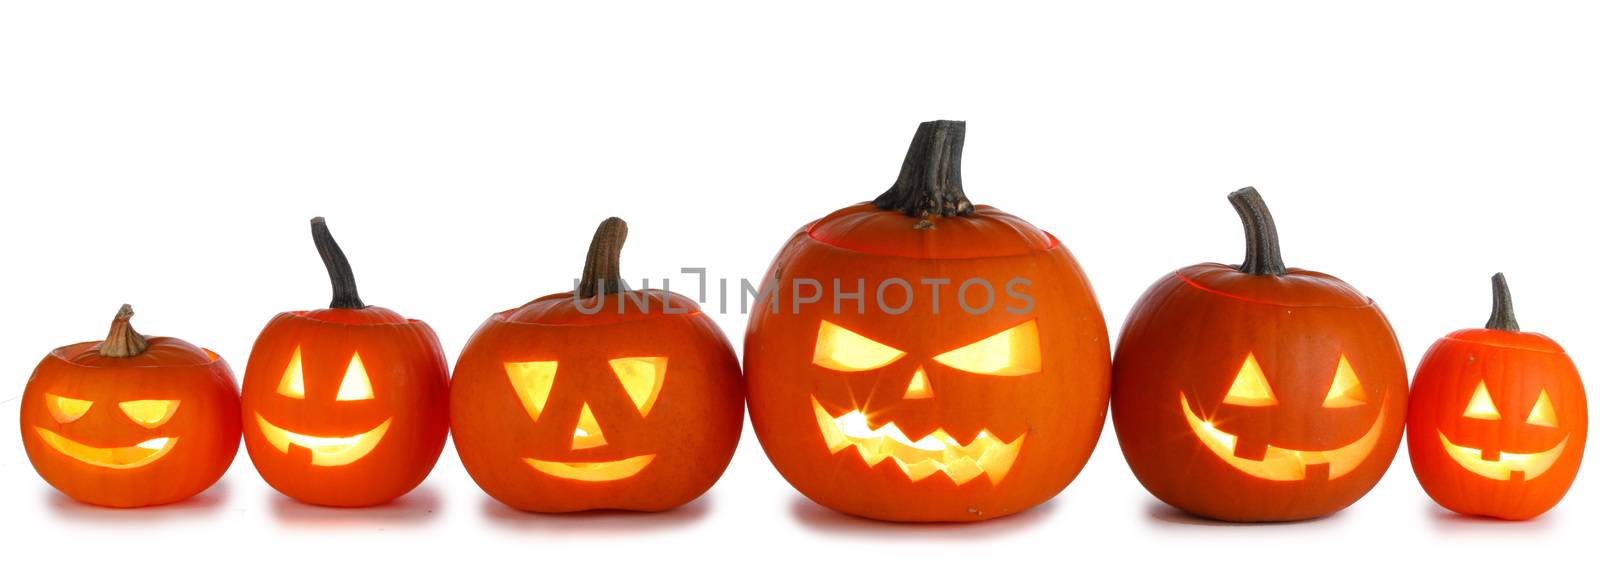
[903, 366, 933, 399]
[571, 402, 608, 450]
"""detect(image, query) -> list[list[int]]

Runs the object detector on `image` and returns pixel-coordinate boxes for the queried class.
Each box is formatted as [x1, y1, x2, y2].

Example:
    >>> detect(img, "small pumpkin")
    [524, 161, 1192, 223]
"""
[21, 305, 241, 507]
[239, 218, 449, 507]
[744, 120, 1111, 522]
[1110, 187, 1407, 522]
[1407, 273, 1587, 520]
[450, 217, 744, 512]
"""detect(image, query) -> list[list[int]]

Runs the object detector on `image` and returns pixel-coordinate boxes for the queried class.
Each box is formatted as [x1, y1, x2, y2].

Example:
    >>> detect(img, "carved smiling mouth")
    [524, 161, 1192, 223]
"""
[812, 397, 1025, 486]
[35, 428, 177, 469]
[1180, 393, 1388, 481]
[1438, 431, 1569, 481]
[255, 414, 391, 467]
[524, 455, 657, 482]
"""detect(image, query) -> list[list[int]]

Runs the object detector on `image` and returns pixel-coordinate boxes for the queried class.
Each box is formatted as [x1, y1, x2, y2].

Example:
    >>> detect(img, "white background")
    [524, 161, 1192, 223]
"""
[2, 1, 1596, 579]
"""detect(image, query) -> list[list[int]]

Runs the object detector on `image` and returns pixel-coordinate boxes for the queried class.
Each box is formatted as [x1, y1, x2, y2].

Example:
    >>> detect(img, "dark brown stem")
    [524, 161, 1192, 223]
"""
[873, 120, 975, 219]
[99, 304, 149, 357]
[1486, 272, 1520, 332]
[1227, 186, 1287, 276]
[577, 217, 629, 299]
[311, 217, 365, 309]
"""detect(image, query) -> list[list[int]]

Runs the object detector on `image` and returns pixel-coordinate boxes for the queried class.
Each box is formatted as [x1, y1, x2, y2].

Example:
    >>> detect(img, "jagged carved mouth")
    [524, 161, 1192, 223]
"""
[812, 397, 1024, 486]
[35, 428, 177, 469]
[1180, 393, 1388, 481]
[524, 455, 656, 482]
[255, 414, 391, 467]
[1438, 431, 1568, 481]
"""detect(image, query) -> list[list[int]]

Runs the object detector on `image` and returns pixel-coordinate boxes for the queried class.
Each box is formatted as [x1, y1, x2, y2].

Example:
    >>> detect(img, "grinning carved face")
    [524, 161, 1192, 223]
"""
[1437, 381, 1569, 481]
[254, 348, 391, 466]
[1182, 353, 1389, 481]
[36, 395, 183, 468]
[809, 319, 1039, 485]
[504, 356, 668, 481]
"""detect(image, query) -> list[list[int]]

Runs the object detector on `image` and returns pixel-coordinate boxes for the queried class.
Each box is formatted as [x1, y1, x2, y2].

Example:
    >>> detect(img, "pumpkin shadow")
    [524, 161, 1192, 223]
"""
[1142, 501, 1341, 527]
[478, 494, 714, 534]
[1424, 503, 1558, 534]
[43, 479, 230, 524]
[267, 485, 442, 528]
[786, 496, 1056, 539]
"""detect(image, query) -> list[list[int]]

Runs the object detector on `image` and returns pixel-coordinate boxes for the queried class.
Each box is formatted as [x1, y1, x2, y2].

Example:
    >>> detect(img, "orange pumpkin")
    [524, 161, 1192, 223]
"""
[450, 218, 744, 512]
[1407, 273, 1586, 520]
[239, 218, 449, 507]
[1111, 188, 1408, 522]
[21, 305, 240, 507]
[744, 121, 1111, 522]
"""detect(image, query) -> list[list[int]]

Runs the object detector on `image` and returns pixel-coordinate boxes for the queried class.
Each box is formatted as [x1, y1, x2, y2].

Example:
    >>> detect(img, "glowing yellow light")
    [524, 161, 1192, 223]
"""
[525, 454, 656, 482]
[46, 394, 94, 423]
[1180, 392, 1387, 481]
[903, 366, 933, 399]
[335, 353, 374, 401]
[571, 403, 608, 450]
[1463, 382, 1500, 420]
[811, 398, 1024, 486]
[277, 348, 306, 399]
[1321, 355, 1367, 408]
[609, 356, 667, 416]
[1526, 389, 1559, 428]
[932, 320, 1042, 376]
[255, 414, 391, 466]
[1439, 431, 1567, 480]
[35, 428, 177, 469]
[1223, 353, 1277, 406]
[813, 321, 904, 371]
[505, 360, 558, 420]
[118, 400, 180, 428]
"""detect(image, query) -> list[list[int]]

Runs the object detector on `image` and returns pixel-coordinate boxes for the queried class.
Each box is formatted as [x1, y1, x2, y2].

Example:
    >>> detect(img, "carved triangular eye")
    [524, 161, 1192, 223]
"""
[932, 320, 1042, 376]
[335, 353, 375, 401]
[46, 395, 94, 423]
[505, 361, 558, 421]
[1526, 389, 1558, 428]
[610, 357, 667, 416]
[814, 321, 904, 371]
[1321, 355, 1367, 408]
[1463, 382, 1500, 420]
[277, 348, 306, 399]
[1223, 353, 1277, 406]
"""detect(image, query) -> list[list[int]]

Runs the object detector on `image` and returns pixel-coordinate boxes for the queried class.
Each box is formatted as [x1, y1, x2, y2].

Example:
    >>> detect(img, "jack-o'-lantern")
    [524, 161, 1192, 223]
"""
[240, 218, 449, 507]
[21, 305, 240, 507]
[744, 120, 1111, 522]
[1408, 273, 1586, 520]
[1111, 187, 1407, 522]
[451, 217, 744, 512]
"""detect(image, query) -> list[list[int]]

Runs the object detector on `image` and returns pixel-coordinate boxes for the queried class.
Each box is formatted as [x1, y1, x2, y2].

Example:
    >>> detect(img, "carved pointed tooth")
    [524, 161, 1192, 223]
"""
[899, 458, 943, 482]
[945, 457, 984, 485]
[978, 433, 1026, 484]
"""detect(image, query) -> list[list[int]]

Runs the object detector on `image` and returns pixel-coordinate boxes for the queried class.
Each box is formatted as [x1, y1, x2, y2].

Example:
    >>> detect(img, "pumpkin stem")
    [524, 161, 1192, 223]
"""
[1227, 186, 1287, 276]
[311, 217, 366, 309]
[99, 304, 149, 357]
[1486, 272, 1520, 332]
[873, 120, 975, 219]
[577, 217, 629, 299]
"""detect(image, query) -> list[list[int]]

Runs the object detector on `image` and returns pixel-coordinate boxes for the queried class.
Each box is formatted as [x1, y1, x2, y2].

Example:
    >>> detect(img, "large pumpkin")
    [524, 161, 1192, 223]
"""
[744, 120, 1111, 522]
[1407, 273, 1586, 520]
[451, 218, 744, 512]
[21, 305, 240, 507]
[239, 218, 449, 507]
[1111, 187, 1407, 522]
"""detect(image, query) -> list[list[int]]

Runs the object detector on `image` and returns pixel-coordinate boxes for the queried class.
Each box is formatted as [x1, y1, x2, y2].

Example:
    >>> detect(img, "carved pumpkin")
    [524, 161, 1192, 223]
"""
[744, 121, 1111, 522]
[1408, 273, 1587, 520]
[21, 305, 240, 507]
[239, 218, 449, 507]
[451, 218, 744, 512]
[1111, 187, 1407, 522]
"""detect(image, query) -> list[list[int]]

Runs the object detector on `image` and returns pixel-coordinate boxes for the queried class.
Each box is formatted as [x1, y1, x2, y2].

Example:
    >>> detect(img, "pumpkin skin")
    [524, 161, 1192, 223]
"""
[1111, 188, 1407, 522]
[21, 306, 240, 508]
[239, 218, 449, 507]
[1407, 274, 1586, 520]
[745, 121, 1111, 522]
[451, 218, 744, 512]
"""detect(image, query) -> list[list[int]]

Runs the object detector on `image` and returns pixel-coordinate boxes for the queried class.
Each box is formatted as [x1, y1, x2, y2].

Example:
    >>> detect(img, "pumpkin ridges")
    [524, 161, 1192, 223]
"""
[1486, 272, 1520, 332]
[873, 120, 975, 220]
[97, 303, 149, 357]
[1226, 186, 1287, 276]
[578, 217, 629, 299]
[310, 217, 365, 309]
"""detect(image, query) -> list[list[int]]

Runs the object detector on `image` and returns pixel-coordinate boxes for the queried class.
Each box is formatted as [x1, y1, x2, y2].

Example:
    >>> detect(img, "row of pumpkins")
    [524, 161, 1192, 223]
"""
[21, 121, 1584, 523]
